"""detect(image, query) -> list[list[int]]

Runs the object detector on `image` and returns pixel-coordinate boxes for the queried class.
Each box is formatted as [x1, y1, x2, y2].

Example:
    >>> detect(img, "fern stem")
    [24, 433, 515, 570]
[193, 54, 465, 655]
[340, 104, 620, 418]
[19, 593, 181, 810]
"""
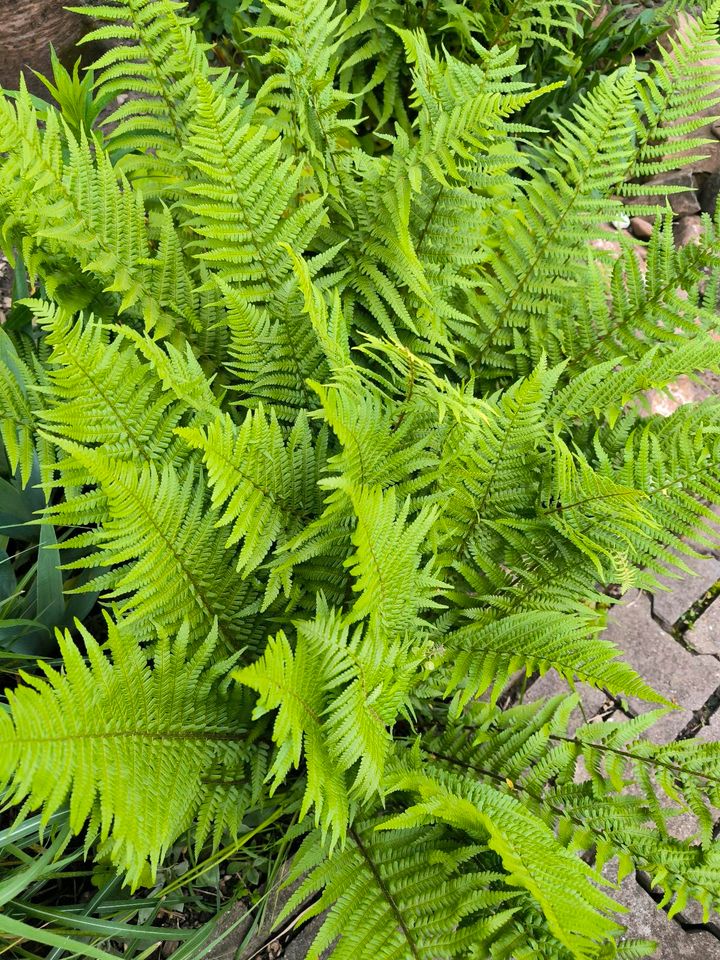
[550, 734, 720, 788]
[349, 827, 422, 960]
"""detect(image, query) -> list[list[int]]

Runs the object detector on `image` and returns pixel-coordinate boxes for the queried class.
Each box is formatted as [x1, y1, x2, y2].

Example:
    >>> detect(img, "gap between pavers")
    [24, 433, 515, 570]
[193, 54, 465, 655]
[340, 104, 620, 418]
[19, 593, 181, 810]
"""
[609, 873, 720, 959]
[651, 554, 720, 628]
[603, 592, 720, 742]
[687, 596, 720, 655]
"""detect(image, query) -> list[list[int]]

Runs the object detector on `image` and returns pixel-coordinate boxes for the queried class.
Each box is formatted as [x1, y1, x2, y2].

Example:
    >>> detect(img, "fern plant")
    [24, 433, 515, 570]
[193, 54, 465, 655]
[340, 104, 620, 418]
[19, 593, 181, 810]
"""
[2, 1, 720, 957]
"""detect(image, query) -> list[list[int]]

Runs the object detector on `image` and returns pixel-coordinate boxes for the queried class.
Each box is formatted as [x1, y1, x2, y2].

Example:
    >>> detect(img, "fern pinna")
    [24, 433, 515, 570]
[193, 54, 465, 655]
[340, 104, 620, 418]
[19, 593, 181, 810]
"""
[2, 0, 720, 956]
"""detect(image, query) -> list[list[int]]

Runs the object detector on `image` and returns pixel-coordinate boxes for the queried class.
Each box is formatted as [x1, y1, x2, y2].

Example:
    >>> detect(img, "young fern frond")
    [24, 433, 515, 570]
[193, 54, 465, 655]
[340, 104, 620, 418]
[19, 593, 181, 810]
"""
[236, 603, 419, 842]
[222, 277, 329, 418]
[250, 0, 357, 193]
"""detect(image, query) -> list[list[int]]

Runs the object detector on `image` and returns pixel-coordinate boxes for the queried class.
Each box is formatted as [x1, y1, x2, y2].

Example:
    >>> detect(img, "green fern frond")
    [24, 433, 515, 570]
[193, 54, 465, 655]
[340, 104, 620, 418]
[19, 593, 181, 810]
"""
[72, 0, 234, 182]
[0, 89, 194, 335]
[222, 277, 329, 418]
[280, 818, 521, 960]
[471, 66, 639, 379]
[178, 408, 324, 577]
[623, 0, 720, 187]
[345, 484, 445, 636]
[236, 604, 419, 841]
[45, 448, 260, 648]
[33, 303, 191, 467]
[250, 0, 357, 193]
[418, 695, 720, 920]
[444, 607, 664, 710]
[0, 327, 44, 488]
[182, 77, 324, 294]
[383, 766, 621, 960]
[0, 617, 254, 887]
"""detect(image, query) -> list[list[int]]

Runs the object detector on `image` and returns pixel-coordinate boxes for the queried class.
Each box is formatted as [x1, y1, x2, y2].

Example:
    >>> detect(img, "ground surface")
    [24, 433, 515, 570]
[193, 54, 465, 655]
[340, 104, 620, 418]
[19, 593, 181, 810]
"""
[528, 546, 720, 958]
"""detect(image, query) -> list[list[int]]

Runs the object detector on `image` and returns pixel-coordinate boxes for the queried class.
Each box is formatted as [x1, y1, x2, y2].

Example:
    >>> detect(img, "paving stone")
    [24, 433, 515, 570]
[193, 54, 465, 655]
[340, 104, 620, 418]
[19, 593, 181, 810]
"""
[638, 873, 720, 938]
[651, 554, 720, 627]
[603, 594, 720, 742]
[630, 216, 653, 240]
[282, 916, 331, 959]
[674, 214, 704, 247]
[672, 891, 720, 930]
[687, 597, 720, 655]
[610, 875, 720, 958]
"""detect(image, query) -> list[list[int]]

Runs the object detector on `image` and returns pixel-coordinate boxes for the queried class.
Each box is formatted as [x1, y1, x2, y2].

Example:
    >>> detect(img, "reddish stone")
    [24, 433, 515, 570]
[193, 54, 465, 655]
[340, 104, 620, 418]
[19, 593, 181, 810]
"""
[630, 216, 653, 239]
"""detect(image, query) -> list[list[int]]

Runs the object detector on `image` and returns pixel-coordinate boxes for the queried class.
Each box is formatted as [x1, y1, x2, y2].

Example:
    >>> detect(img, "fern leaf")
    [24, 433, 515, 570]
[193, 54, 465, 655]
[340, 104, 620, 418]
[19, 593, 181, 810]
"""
[0, 618, 254, 887]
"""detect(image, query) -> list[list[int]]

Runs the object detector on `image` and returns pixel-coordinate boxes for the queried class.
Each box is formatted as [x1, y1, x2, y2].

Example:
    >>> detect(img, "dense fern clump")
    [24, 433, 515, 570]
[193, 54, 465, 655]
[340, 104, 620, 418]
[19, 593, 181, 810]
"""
[3, 0, 720, 956]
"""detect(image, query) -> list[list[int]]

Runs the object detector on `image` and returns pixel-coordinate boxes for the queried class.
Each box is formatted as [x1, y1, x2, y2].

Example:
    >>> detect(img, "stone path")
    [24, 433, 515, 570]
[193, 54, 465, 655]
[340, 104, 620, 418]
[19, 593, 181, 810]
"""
[527, 552, 720, 958]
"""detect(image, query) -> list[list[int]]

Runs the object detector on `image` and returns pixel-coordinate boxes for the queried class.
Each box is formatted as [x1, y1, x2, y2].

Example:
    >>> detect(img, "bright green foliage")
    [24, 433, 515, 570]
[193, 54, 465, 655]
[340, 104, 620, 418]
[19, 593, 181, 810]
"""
[0, 617, 255, 888]
[180, 408, 323, 577]
[237, 603, 418, 841]
[1, 0, 720, 957]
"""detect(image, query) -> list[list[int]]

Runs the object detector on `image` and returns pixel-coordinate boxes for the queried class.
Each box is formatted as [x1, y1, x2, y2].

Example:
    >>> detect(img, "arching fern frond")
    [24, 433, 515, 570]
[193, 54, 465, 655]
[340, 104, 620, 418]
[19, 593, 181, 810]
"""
[471, 66, 639, 380]
[0, 617, 256, 888]
[33, 303, 191, 467]
[45, 448, 261, 648]
[622, 0, 720, 189]
[182, 77, 325, 298]
[383, 765, 622, 960]
[73, 0, 234, 184]
[278, 819, 523, 960]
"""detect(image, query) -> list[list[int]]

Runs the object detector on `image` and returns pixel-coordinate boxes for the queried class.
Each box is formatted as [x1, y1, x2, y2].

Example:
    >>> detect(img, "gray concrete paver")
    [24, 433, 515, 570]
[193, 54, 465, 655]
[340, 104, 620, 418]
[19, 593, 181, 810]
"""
[651, 555, 720, 627]
[611, 877, 720, 958]
[687, 597, 720, 655]
[602, 593, 720, 741]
